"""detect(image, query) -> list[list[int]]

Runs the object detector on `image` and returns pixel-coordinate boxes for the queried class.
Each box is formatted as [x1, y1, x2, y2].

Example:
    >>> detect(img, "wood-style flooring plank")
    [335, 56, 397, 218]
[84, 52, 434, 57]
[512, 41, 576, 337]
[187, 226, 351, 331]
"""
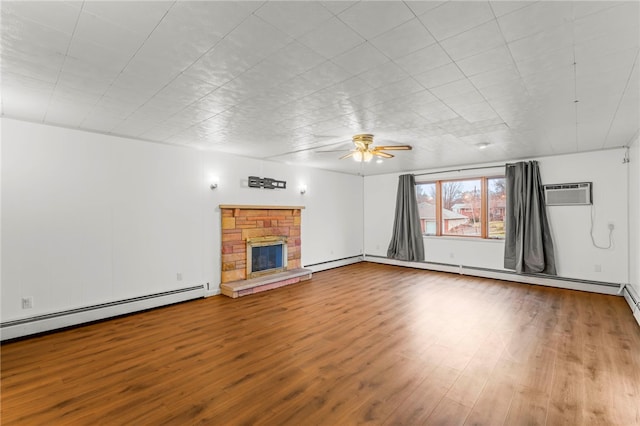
[2, 262, 640, 425]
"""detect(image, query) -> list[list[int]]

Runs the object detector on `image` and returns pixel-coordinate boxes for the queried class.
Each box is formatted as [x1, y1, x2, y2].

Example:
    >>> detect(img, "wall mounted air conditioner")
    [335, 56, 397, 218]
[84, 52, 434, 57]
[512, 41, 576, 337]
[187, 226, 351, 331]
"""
[544, 182, 592, 206]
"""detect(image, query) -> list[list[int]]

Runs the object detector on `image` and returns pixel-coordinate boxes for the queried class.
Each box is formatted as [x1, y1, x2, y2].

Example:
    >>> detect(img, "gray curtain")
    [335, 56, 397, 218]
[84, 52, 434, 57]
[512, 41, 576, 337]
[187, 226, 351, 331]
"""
[504, 161, 557, 275]
[387, 174, 425, 261]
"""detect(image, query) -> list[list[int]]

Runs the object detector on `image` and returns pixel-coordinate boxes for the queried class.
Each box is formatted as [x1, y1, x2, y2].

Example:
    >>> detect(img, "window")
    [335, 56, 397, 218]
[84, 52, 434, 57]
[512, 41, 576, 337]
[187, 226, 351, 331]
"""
[415, 182, 436, 235]
[487, 177, 506, 238]
[415, 176, 505, 239]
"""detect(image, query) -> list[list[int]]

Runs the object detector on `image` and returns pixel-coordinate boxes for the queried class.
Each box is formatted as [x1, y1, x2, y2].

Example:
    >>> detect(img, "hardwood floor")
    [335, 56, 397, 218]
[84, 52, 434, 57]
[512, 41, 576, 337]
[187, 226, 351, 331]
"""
[2, 262, 640, 425]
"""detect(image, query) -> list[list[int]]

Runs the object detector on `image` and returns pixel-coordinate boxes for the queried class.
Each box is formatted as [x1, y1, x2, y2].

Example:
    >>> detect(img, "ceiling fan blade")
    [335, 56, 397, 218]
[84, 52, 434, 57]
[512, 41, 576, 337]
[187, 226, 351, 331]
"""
[354, 141, 367, 150]
[339, 151, 356, 160]
[373, 145, 412, 151]
[373, 151, 394, 158]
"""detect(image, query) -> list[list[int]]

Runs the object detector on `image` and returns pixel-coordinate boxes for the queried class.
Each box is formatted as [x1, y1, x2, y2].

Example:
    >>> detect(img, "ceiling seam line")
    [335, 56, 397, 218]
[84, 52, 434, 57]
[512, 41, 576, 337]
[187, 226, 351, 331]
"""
[601, 49, 640, 149]
[408, 5, 510, 135]
[76, 1, 178, 130]
[102, 2, 265, 135]
[43, 1, 85, 123]
[120, 7, 277, 143]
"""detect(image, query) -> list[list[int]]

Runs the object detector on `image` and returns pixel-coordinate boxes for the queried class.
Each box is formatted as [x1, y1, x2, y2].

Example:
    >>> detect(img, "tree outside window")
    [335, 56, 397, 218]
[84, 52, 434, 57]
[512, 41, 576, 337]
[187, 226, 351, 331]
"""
[447, 179, 481, 236]
[415, 176, 505, 239]
[488, 177, 506, 239]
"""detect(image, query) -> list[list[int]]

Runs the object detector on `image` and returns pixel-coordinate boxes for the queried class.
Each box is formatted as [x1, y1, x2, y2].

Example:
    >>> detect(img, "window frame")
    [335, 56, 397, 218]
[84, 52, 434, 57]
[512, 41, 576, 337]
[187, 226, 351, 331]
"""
[416, 175, 505, 240]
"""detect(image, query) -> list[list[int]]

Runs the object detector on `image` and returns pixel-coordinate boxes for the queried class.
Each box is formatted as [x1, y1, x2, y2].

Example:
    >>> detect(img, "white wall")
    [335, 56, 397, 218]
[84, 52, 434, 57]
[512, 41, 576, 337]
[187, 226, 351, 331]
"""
[1, 118, 363, 322]
[364, 149, 629, 284]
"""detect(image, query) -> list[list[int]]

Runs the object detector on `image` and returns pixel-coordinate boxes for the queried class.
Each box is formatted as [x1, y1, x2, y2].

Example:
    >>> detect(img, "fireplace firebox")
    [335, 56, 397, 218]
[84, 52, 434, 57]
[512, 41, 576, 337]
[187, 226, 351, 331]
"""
[246, 236, 288, 279]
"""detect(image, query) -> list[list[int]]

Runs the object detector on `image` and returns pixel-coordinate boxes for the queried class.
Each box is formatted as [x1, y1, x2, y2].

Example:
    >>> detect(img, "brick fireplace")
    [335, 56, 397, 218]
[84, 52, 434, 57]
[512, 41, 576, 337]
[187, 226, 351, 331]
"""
[219, 205, 311, 297]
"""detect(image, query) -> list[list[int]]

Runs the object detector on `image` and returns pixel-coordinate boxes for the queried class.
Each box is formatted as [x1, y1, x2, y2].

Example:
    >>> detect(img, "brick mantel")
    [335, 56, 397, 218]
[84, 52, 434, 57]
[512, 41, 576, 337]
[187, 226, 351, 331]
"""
[220, 205, 303, 284]
[219, 205, 305, 210]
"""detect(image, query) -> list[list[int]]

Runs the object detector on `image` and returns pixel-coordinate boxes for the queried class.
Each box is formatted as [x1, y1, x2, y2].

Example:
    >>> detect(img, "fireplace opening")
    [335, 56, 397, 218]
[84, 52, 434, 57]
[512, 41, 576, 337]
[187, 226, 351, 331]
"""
[246, 236, 288, 279]
[252, 245, 283, 273]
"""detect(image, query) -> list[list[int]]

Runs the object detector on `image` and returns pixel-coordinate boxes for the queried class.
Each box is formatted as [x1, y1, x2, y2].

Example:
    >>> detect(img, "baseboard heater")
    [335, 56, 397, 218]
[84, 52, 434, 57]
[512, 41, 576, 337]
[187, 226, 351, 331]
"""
[621, 284, 640, 327]
[1, 285, 204, 341]
[304, 255, 363, 273]
[364, 255, 622, 295]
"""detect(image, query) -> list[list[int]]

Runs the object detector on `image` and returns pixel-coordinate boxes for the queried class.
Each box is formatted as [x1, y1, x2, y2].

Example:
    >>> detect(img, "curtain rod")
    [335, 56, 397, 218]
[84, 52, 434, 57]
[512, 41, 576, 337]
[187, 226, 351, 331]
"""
[413, 164, 511, 177]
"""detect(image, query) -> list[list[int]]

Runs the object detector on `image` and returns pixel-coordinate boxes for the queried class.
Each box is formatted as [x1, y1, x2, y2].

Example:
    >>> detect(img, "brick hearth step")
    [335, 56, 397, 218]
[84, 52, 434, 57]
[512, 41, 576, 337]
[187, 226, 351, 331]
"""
[220, 268, 312, 298]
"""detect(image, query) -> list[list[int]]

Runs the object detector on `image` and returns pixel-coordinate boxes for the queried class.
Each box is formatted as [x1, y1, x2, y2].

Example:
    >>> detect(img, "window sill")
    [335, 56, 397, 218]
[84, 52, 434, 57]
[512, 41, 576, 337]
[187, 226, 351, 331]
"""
[423, 235, 505, 243]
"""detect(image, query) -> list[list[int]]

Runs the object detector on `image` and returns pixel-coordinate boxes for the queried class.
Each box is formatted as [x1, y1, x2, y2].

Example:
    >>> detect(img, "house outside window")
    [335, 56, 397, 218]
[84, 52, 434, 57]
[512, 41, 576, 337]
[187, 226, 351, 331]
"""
[416, 176, 505, 239]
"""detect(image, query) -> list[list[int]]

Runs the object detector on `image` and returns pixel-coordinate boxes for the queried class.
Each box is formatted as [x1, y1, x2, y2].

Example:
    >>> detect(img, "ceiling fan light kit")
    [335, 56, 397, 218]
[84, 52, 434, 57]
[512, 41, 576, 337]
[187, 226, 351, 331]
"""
[343, 134, 412, 163]
[353, 150, 373, 162]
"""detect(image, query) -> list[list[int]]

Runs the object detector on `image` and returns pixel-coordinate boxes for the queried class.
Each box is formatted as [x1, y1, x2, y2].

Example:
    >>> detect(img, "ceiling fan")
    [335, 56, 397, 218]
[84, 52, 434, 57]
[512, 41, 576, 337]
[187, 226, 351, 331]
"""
[340, 134, 412, 162]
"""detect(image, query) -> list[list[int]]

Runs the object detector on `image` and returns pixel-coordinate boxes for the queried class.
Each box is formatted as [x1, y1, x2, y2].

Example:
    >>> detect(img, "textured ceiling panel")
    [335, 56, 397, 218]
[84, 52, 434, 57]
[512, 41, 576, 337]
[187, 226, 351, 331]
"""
[1, 0, 638, 176]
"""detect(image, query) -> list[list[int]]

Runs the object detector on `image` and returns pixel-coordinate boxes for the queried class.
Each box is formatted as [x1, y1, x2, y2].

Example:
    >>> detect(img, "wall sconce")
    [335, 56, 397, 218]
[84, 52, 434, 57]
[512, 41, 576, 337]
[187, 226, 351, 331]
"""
[210, 176, 219, 190]
[299, 184, 307, 195]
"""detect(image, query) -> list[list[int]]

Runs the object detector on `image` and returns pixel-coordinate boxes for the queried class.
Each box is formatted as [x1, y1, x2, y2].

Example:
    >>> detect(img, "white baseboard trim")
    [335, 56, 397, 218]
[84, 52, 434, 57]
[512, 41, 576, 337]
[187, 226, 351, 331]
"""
[1, 285, 205, 341]
[364, 255, 622, 296]
[304, 255, 363, 273]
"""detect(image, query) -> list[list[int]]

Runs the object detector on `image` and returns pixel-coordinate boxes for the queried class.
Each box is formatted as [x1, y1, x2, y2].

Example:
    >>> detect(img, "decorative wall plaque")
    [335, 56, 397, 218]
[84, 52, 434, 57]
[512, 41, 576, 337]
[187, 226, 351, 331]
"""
[248, 176, 286, 189]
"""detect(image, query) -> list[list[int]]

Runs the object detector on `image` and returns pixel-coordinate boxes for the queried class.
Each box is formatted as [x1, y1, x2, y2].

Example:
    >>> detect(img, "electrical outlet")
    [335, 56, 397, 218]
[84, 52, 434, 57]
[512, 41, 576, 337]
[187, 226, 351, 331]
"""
[21, 297, 33, 309]
[594, 264, 602, 272]
[177, 273, 182, 281]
